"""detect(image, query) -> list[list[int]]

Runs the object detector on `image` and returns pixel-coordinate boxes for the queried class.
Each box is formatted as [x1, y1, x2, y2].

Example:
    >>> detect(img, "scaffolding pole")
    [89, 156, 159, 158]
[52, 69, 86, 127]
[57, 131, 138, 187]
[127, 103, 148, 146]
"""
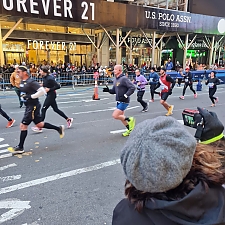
[209, 36, 215, 66]
[116, 28, 121, 65]
[151, 31, 156, 67]
[0, 23, 4, 66]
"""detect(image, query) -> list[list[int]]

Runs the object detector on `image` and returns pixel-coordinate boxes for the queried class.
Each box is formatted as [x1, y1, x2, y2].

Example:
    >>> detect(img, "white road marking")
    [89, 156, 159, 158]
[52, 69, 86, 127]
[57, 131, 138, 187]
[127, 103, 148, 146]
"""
[58, 98, 109, 104]
[0, 175, 21, 182]
[110, 129, 127, 134]
[0, 154, 12, 159]
[0, 198, 31, 224]
[0, 159, 120, 195]
[0, 149, 8, 154]
[72, 106, 140, 115]
[0, 138, 4, 142]
[0, 144, 9, 148]
[9, 111, 24, 114]
[0, 163, 17, 171]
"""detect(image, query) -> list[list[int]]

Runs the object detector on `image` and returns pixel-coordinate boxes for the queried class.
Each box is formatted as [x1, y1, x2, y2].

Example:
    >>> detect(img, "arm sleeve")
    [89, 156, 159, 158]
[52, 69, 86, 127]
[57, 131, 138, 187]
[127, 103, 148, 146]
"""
[215, 78, 220, 85]
[142, 76, 148, 84]
[49, 79, 60, 91]
[10, 74, 15, 86]
[166, 76, 175, 89]
[124, 78, 135, 96]
[31, 87, 46, 99]
[109, 85, 116, 94]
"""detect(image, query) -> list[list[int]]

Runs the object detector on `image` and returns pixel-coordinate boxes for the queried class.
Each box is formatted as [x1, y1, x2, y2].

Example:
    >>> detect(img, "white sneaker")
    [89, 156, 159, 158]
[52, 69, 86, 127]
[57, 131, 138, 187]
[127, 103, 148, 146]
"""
[31, 127, 43, 133]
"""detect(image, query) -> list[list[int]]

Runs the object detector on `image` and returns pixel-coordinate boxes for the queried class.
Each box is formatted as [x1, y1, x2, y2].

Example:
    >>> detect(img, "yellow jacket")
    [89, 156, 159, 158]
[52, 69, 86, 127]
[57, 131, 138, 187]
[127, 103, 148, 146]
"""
[10, 71, 21, 88]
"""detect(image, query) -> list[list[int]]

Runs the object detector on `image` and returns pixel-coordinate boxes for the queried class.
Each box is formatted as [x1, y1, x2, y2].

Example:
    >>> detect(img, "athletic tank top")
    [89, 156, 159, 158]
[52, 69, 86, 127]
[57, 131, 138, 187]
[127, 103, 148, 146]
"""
[160, 75, 171, 93]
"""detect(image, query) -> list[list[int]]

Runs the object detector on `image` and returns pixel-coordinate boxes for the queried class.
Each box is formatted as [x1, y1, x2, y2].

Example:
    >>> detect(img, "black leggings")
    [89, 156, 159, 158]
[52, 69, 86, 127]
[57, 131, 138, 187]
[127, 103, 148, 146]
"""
[137, 90, 147, 109]
[182, 83, 196, 96]
[0, 104, 11, 121]
[209, 88, 217, 104]
[41, 95, 68, 121]
[150, 84, 160, 100]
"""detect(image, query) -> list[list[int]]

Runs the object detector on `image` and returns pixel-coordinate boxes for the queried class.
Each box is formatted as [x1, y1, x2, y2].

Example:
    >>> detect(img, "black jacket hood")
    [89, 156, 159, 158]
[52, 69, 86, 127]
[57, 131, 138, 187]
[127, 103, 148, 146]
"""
[112, 182, 225, 225]
[145, 182, 225, 225]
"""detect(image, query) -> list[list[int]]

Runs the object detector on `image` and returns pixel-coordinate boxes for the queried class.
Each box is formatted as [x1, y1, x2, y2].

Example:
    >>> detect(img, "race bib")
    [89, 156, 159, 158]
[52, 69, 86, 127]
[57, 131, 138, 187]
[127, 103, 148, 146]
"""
[150, 78, 153, 82]
[20, 92, 26, 102]
[185, 78, 189, 82]
[209, 83, 214, 88]
[160, 84, 165, 90]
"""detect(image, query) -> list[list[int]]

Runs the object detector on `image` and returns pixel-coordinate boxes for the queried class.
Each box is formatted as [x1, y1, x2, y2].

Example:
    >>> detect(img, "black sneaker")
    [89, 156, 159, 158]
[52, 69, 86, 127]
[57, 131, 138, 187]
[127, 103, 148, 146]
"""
[8, 146, 25, 155]
[142, 105, 148, 112]
[58, 125, 65, 138]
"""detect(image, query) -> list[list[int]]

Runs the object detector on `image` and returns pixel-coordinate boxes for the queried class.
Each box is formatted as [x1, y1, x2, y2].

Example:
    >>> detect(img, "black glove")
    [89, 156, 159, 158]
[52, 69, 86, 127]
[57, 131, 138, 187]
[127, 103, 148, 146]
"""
[21, 94, 32, 101]
[168, 89, 173, 95]
[195, 107, 224, 142]
[103, 86, 109, 92]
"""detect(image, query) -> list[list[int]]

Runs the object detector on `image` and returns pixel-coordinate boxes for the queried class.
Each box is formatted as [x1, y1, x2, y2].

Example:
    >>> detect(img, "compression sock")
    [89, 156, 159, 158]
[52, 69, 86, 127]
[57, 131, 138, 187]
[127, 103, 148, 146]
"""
[43, 122, 60, 131]
[18, 130, 28, 149]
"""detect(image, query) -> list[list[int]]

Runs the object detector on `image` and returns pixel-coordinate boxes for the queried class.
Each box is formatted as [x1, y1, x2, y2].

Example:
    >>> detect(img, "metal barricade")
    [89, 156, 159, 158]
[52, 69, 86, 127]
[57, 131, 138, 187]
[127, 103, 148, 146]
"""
[0, 73, 12, 91]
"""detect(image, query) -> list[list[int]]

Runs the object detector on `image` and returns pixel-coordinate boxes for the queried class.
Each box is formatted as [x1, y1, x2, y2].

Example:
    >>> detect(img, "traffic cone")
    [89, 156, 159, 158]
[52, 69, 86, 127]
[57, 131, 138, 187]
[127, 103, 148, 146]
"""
[92, 77, 100, 100]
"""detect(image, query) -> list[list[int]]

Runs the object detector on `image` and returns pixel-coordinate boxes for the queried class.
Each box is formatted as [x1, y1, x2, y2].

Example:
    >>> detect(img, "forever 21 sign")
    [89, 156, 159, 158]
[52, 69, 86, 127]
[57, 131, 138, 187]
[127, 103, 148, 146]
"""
[1, 0, 95, 21]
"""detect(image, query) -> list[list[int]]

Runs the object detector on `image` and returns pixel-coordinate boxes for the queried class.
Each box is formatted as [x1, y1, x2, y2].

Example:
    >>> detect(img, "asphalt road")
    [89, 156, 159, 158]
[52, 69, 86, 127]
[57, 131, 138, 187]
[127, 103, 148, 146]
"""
[0, 83, 225, 225]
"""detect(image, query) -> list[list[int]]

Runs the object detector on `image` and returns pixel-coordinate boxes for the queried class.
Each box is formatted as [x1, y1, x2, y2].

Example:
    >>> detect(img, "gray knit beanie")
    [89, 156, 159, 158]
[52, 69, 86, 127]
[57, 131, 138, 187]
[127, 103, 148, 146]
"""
[121, 116, 197, 193]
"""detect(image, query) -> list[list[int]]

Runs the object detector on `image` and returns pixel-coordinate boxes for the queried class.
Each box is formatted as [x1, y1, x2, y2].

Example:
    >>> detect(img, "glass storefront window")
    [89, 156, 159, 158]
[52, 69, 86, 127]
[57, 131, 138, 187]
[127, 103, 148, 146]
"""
[1, 22, 92, 35]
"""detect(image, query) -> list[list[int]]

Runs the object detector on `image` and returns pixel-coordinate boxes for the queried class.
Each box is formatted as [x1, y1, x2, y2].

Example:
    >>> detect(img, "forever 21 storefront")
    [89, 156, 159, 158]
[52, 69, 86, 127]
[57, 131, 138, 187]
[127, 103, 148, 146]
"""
[1, 22, 93, 66]
[0, 0, 225, 67]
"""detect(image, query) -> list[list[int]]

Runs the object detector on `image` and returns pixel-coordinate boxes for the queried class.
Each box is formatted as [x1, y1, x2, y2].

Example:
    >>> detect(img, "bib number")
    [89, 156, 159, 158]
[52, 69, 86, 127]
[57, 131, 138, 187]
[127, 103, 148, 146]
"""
[209, 83, 214, 88]
[185, 78, 189, 82]
[160, 84, 165, 90]
[20, 92, 26, 102]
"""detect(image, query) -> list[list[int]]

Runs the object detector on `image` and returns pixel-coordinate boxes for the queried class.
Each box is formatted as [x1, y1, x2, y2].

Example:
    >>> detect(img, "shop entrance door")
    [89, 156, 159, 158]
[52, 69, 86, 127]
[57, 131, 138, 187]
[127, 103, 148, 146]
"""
[71, 54, 86, 67]
[4, 52, 25, 65]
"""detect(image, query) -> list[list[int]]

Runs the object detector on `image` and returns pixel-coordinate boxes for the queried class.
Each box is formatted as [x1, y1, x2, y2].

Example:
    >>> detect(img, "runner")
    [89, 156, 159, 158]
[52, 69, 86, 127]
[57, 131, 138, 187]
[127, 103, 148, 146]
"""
[205, 71, 220, 107]
[103, 64, 135, 137]
[0, 104, 15, 128]
[8, 65, 65, 155]
[31, 66, 73, 133]
[155, 68, 175, 116]
[179, 67, 197, 100]
[133, 69, 148, 112]
[149, 67, 160, 102]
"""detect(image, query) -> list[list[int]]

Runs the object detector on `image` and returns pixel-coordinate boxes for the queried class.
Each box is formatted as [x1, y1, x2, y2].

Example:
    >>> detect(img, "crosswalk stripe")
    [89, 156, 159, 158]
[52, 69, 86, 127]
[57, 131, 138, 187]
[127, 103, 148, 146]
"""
[0, 149, 9, 154]
[0, 154, 12, 159]
[0, 144, 9, 148]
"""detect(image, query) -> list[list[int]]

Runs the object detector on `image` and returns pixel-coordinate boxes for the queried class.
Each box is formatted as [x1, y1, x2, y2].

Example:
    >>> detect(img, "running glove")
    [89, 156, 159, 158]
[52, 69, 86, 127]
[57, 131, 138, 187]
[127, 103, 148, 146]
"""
[103, 86, 109, 92]
[194, 107, 224, 142]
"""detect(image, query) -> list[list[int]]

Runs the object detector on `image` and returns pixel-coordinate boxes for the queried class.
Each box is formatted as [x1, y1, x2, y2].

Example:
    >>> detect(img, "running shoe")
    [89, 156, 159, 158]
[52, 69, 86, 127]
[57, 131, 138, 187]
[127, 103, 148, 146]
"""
[210, 104, 215, 107]
[194, 93, 198, 99]
[149, 99, 154, 102]
[8, 146, 25, 155]
[216, 97, 219, 103]
[122, 129, 130, 137]
[31, 127, 43, 133]
[128, 117, 135, 132]
[142, 105, 148, 112]
[67, 118, 73, 128]
[6, 119, 15, 128]
[58, 125, 65, 138]
[179, 96, 184, 100]
[166, 105, 174, 116]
